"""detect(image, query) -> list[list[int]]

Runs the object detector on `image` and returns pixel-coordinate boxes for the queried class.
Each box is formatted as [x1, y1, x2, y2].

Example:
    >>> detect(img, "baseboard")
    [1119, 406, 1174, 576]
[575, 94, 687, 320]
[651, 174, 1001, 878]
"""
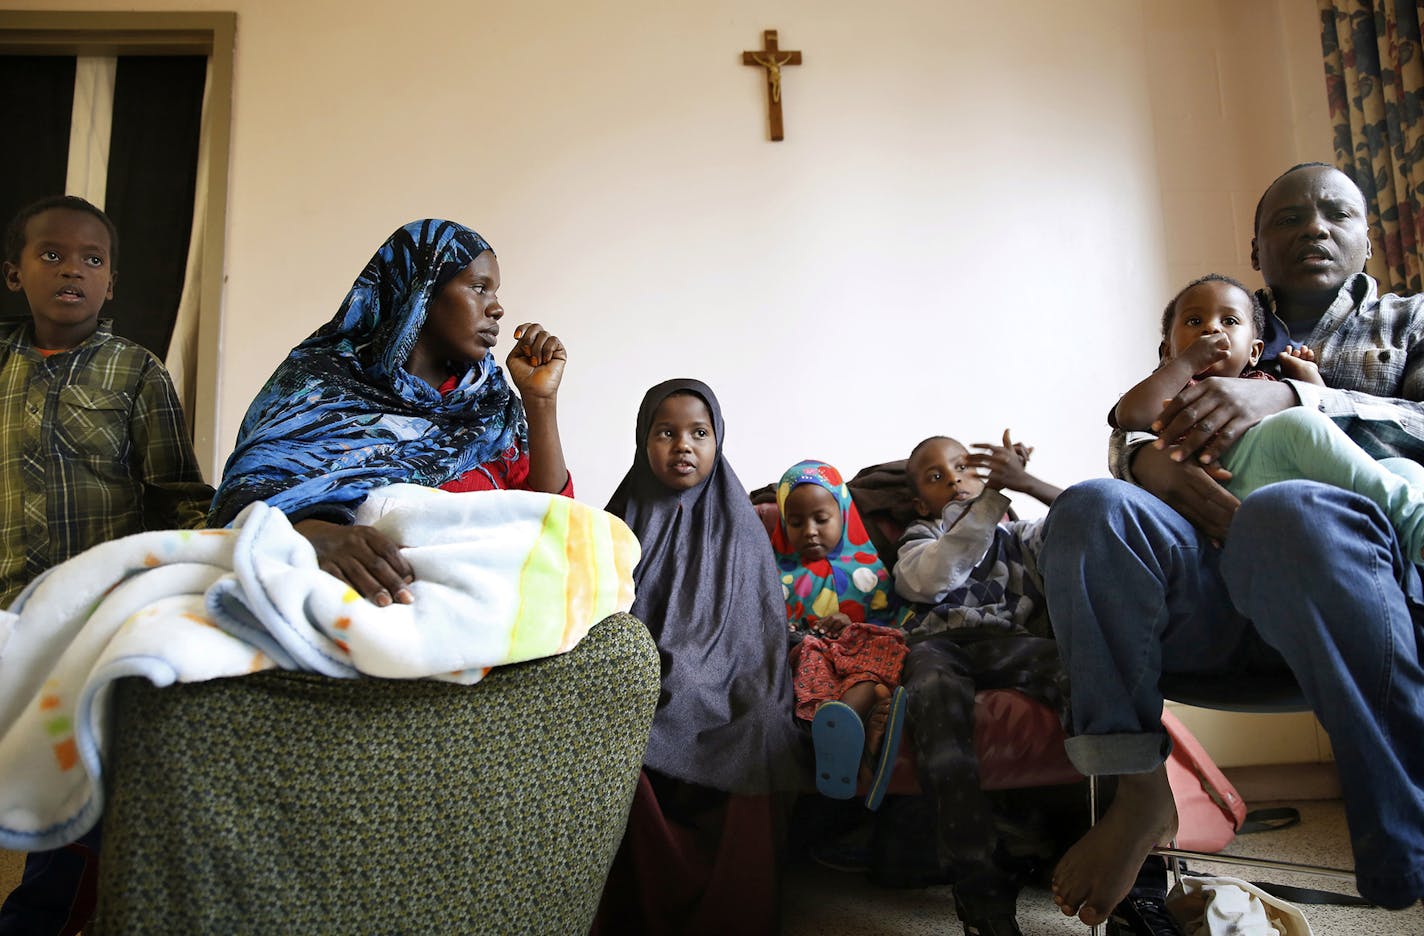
[1222, 761, 1341, 803]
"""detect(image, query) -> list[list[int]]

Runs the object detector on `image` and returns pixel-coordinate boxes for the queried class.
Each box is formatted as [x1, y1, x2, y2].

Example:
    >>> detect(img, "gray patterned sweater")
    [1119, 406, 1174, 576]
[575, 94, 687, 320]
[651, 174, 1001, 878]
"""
[892, 488, 1049, 643]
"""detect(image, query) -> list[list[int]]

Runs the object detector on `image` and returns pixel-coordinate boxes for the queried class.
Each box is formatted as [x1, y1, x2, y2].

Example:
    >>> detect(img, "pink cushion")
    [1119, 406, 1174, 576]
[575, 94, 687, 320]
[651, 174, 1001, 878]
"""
[870, 691, 1078, 795]
[754, 501, 779, 537]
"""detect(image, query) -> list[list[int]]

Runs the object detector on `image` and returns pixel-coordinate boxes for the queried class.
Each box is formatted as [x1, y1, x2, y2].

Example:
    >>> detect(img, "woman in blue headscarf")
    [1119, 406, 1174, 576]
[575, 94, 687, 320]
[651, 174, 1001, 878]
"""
[210, 219, 570, 604]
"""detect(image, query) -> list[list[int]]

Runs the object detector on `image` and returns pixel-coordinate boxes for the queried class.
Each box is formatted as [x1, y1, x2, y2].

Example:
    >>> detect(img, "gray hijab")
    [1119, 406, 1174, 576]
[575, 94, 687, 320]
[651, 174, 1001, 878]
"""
[607, 378, 804, 793]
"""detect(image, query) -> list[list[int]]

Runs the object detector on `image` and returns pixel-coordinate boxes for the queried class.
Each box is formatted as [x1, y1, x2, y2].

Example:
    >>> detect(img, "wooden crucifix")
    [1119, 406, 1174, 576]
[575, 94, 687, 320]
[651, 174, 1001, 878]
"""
[742, 29, 801, 141]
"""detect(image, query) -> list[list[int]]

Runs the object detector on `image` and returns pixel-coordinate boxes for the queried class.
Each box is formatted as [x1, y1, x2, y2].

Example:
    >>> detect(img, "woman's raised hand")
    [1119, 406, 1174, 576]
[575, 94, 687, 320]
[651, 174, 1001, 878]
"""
[294, 519, 414, 607]
[506, 323, 566, 402]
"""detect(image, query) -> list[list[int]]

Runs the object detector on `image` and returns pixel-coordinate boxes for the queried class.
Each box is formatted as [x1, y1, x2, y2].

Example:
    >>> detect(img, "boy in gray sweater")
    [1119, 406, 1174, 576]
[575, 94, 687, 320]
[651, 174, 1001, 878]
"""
[894, 431, 1065, 936]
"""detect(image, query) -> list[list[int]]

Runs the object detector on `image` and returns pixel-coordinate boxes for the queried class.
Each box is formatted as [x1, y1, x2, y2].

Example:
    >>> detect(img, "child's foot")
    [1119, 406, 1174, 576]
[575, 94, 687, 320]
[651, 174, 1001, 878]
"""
[863, 685, 907, 812]
[863, 683, 893, 757]
[1051, 766, 1178, 927]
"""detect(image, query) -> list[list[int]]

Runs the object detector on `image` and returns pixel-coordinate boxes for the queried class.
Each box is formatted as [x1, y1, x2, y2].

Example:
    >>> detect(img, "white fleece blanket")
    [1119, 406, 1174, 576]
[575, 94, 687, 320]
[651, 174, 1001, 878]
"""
[0, 484, 639, 851]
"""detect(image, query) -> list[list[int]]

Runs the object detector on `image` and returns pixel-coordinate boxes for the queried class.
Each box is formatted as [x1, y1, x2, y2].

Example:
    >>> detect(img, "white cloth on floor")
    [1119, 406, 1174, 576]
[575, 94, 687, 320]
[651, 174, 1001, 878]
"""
[1167, 874, 1313, 936]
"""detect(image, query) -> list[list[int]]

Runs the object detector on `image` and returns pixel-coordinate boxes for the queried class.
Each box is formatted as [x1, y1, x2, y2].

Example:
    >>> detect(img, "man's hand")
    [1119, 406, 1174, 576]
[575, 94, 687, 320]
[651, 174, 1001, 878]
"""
[1151, 376, 1296, 465]
[294, 519, 414, 607]
[1131, 444, 1239, 542]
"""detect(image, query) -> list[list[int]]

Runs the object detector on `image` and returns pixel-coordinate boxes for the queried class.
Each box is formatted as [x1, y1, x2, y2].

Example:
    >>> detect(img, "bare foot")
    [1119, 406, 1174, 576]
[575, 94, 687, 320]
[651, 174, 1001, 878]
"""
[1051, 765, 1177, 927]
[862, 684, 892, 757]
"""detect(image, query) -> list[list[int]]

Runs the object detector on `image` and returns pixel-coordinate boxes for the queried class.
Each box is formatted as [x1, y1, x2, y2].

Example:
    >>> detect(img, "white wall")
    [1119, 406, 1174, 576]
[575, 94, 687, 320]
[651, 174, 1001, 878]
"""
[8, 0, 1175, 514]
[1147, 0, 1334, 293]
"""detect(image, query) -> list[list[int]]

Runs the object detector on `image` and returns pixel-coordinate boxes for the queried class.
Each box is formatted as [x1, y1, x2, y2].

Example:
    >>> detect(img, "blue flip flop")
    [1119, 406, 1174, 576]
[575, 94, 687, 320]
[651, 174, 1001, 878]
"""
[864, 685, 908, 811]
[811, 701, 865, 800]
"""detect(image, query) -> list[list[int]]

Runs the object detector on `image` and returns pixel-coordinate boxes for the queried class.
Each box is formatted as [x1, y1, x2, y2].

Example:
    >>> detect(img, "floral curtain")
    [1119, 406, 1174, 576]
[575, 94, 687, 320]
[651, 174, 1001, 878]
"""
[1320, 0, 1424, 295]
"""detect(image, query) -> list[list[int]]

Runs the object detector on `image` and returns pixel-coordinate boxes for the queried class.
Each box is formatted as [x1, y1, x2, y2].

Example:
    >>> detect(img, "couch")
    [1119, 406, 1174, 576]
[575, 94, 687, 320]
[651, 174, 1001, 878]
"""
[752, 459, 1081, 795]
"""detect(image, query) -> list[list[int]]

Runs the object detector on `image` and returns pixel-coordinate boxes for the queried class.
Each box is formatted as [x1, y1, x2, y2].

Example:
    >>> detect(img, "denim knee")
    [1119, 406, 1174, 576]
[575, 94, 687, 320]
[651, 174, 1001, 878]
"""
[1229, 480, 1388, 566]
[1045, 478, 1127, 528]
[1042, 478, 1138, 552]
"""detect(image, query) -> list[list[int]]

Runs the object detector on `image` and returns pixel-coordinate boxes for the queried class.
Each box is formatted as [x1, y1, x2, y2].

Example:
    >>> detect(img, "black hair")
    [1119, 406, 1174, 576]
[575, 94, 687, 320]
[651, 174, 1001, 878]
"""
[4, 195, 119, 269]
[1251, 161, 1346, 235]
[1160, 273, 1265, 341]
[908, 435, 954, 466]
[906, 435, 962, 499]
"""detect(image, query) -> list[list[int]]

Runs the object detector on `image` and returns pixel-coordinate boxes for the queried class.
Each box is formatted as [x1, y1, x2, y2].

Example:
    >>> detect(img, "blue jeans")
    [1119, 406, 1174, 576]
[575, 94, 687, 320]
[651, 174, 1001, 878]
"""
[1040, 478, 1424, 909]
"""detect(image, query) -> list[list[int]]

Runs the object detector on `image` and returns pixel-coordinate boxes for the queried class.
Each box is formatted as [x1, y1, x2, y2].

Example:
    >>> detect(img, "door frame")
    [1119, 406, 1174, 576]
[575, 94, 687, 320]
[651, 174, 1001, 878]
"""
[0, 10, 235, 476]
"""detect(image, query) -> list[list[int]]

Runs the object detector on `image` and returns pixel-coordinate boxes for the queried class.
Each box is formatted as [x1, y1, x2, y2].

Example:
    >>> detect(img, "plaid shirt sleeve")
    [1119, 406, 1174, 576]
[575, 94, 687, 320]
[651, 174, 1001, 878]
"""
[1291, 281, 1424, 461]
[1108, 429, 1154, 482]
[129, 356, 215, 530]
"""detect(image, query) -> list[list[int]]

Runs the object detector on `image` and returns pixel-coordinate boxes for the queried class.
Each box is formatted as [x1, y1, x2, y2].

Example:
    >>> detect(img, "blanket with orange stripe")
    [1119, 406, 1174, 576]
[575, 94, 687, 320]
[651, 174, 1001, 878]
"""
[0, 485, 639, 850]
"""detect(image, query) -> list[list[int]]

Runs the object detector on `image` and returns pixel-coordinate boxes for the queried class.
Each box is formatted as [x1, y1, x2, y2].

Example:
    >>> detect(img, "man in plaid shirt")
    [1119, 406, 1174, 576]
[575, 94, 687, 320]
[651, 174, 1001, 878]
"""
[0, 196, 213, 935]
[1041, 163, 1424, 927]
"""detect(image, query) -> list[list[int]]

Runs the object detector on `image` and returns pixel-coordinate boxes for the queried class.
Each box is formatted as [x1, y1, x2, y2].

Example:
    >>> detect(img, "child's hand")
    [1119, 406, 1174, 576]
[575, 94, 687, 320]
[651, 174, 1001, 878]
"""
[1179, 333, 1232, 375]
[1278, 344, 1326, 386]
[968, 429, 1033, 492]
[505, 323, 567, 402]
[810, 612, 853, 638]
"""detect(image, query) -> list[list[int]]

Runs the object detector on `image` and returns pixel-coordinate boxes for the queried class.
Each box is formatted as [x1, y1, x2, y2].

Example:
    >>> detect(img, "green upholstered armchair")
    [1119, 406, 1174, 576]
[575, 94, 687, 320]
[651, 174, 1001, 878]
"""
[89, 612, 658, 935]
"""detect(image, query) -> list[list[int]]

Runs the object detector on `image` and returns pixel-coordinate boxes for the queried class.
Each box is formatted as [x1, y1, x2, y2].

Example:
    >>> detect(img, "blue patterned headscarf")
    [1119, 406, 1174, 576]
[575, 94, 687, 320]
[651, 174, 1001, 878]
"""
[210, 219, 527, 526]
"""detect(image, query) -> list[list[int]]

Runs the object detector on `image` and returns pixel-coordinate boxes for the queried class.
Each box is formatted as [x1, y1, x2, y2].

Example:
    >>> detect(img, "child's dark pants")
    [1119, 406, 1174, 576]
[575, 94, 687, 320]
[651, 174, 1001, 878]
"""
[901, 632, 1067, 912]
[0, 825, 100, 936]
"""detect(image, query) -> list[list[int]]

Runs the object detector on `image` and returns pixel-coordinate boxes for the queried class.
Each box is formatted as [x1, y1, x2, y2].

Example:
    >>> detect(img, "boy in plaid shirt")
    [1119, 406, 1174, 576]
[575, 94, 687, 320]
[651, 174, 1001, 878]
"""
[0, 195, 212, 935]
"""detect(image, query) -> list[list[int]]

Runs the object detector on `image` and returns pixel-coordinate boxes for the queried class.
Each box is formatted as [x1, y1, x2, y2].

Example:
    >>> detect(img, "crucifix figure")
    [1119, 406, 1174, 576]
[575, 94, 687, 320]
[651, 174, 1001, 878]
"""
[742, 29, 801, 141]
